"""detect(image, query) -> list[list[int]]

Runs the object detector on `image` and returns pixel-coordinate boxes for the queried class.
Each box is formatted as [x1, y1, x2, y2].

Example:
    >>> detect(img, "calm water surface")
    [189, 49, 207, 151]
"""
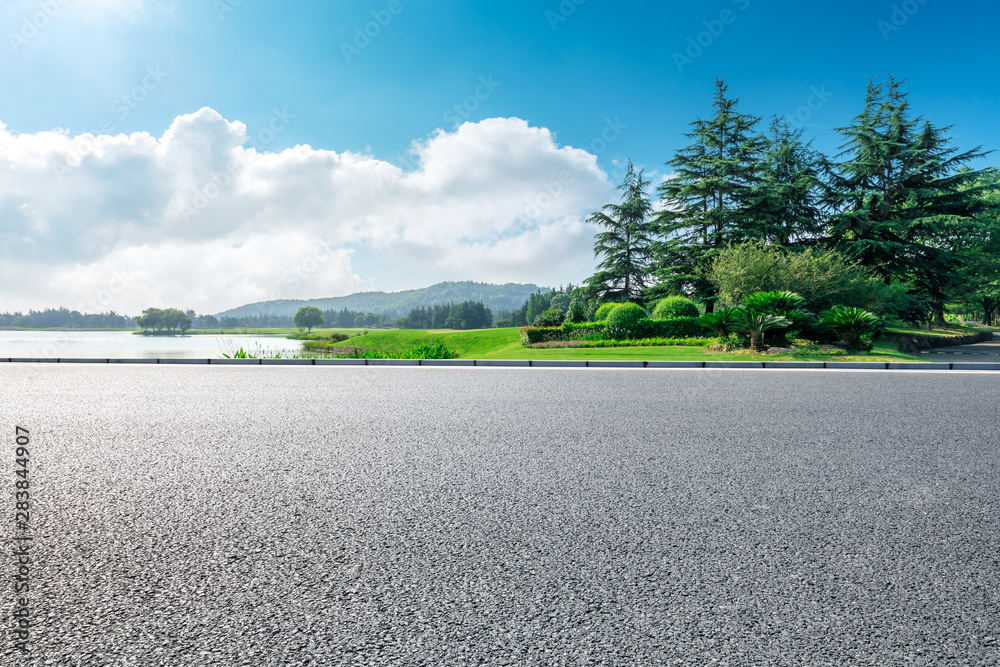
[0, 331, 303, 359]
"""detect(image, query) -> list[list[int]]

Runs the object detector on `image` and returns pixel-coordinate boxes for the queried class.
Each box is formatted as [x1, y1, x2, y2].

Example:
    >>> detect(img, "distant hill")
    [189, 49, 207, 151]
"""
[214, 281, 550, 318]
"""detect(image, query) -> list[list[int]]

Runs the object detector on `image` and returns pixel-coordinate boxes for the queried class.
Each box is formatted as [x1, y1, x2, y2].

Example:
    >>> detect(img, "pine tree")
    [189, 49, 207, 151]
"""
[585, 160, 656, 304]
[749, 117, 825, 246]
[826, 76, 995, 323]
[652, 79, 767, 310]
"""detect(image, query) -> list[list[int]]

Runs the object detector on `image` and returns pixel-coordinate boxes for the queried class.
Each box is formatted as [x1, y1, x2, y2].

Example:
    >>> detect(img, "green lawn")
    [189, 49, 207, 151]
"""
[884, 323, 990, 338]
[322, 327, 919, 362]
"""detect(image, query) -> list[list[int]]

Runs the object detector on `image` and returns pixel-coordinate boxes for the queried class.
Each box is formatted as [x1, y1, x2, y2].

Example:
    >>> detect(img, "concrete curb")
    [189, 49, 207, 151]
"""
[1, 358, 999, 371]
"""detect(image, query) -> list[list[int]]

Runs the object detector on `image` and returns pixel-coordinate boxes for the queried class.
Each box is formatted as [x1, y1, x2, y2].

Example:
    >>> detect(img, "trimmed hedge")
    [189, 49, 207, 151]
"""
[632, 317, 703, 339]
[520, 327, 568, 345]
[593, 302, 620, 321]
[607, 303, 648, 332]
[521, 317, 703, 345]
[652, 296, 700, 319]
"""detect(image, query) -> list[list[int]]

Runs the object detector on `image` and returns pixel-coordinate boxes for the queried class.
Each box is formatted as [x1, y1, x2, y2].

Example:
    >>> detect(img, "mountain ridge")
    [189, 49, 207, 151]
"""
[214, 281, 551, 318]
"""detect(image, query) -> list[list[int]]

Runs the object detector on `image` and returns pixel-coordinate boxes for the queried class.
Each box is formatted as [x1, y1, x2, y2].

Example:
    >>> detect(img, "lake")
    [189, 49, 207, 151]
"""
[0, 331, 303, 360]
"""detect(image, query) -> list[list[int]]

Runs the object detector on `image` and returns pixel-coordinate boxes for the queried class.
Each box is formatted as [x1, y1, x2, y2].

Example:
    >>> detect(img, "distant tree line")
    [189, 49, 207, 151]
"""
[495, 285, 590, 327]
[0, 308, 135, 329]
[396, 301, 493, 329]
[323, 308, 399, 329]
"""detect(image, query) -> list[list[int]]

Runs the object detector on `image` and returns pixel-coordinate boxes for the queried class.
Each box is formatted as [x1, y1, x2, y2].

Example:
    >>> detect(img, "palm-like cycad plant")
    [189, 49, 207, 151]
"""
[821, 306, 883, 350]
[742, 290, 807, 313]
[698, 306, 743, 337]
[733, 309, 791, 352]
[742, 291, 812, 346]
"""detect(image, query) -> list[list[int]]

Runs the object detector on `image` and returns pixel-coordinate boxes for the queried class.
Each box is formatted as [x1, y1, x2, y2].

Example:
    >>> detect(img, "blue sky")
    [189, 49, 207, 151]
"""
[1, 0, 998, 313]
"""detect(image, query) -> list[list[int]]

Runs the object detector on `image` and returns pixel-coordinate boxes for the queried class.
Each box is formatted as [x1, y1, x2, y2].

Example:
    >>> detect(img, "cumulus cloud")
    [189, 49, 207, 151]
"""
[0, 109, 611, 314]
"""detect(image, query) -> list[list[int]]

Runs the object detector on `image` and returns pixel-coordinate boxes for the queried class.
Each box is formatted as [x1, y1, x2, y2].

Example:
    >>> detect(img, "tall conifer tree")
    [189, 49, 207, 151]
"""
[826, 76, 995, 323]
[749, 117, 825, 246]
[652, 79, 766, 310]
[585, 160, 656, 303]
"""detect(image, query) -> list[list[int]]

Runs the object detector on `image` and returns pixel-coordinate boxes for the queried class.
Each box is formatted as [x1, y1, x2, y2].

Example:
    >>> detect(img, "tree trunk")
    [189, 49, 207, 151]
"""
[932, 303, 946, 326]
[751, 332, 764, 352]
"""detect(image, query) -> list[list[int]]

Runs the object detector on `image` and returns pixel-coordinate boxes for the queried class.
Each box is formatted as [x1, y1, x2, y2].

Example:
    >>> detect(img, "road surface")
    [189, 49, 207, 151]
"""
[920, 335, 1000, 363]
[2, 365, 998, 665]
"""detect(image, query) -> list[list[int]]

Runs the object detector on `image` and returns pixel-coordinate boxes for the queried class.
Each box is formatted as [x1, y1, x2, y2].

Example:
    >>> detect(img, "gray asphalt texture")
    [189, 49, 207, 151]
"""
[2, 366, 999, 666]
[921, 337, 1000, 363]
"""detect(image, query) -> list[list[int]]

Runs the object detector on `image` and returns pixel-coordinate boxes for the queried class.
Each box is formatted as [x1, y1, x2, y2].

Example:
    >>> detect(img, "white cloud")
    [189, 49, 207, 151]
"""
[0, 109, 612, 314]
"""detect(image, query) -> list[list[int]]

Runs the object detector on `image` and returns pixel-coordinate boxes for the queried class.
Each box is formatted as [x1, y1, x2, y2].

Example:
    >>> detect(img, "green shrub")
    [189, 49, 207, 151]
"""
[698, 306, 743, 336]
[652, 296, 700, 319]
[565, 299, 587, 323]
[821, 306, 883, 350]
[708, 241, 895, 314]
[635, 317, 703, 339]
[520, 327, 568, 345]
[740, 291, 814, 347]
[533, 309, 565, 327]
[336, 340, 457, 359]
[605, 303, 648, 338]
[742, 290, 807, 313]
[593, 302, 620, 321]
[708, 332, 747, 352]
[522, 318, 702, 346]
[732, 310, 791, 352]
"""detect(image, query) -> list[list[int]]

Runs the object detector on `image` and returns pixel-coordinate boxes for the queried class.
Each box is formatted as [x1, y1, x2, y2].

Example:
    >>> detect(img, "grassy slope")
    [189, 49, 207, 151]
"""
[884, 323, 992, 338]
[337, 328, 919, 362]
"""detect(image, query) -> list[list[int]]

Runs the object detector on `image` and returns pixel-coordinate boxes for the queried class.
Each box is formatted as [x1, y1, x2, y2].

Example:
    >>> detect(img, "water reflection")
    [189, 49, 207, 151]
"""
[0, 331, 302, 359]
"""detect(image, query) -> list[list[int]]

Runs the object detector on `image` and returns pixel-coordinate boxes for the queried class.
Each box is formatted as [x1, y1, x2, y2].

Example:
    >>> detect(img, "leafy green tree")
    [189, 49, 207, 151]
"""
[707, 242, 893, 314]
[524, 291, 553, 326]
[953, 167, 1000, 324]
[585, 160, 656, 303]
[549, 293, 571, 312]
[825, 75, 995, 324]
[653, 79, 768, 309]
[163, 308, 192, 333]
[565, 298, 587, 323]
[294, 306, 325, 333]
[136, 307, 191, 333]
[136, 308, 165, 331]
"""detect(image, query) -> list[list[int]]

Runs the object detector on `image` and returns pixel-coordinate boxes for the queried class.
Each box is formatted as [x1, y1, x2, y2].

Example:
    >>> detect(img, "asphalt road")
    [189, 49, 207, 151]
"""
[920, 336, 1000, 363]
[2, 366, 999, 666]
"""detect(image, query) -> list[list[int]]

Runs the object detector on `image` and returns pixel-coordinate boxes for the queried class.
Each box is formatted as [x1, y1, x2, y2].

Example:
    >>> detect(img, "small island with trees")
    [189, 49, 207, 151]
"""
[135, 308, 194, 335]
